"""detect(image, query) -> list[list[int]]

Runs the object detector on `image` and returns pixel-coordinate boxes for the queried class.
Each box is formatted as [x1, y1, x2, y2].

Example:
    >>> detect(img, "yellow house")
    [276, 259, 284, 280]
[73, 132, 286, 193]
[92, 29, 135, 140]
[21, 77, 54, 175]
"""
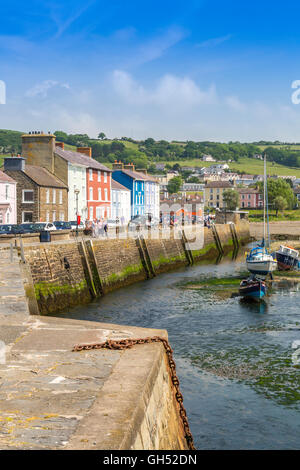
[204, 181, 234, 209]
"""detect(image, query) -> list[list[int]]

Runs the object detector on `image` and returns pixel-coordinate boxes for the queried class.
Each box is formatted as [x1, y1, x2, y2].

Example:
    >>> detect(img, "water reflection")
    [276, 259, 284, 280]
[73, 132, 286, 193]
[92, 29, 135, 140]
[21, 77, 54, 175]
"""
[52, 250, 300, 449]
[239, 297, 269, 315]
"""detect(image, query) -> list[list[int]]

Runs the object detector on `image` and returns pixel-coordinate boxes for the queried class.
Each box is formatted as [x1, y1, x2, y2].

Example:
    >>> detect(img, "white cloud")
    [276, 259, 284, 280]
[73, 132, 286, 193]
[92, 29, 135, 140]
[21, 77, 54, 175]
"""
[197, 34, 232, 48]
[225, 95, 246, 111]
[113, 70, 217, 107]
[25, 80, 70, 98]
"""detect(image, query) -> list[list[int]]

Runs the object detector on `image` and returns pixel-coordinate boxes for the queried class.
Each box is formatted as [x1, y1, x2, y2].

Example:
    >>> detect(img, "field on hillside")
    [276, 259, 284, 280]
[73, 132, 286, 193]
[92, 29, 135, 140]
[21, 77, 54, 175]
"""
[157, 157, 300, 177]
[248, 208, 300, 222]
[258, 144, 300, 151]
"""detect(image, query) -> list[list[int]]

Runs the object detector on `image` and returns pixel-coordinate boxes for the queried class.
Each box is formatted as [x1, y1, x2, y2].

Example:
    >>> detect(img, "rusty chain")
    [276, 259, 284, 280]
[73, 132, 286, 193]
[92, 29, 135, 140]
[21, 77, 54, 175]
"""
[72, 336, 195, 450]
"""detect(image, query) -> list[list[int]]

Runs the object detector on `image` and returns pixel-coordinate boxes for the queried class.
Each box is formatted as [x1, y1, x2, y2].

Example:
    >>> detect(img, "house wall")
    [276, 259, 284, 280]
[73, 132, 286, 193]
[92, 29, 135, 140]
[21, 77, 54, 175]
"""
[87, 169, 111, 220]
[111, 188, 131, 222]
[5, 170, 39, 223]
[0, 181, 17, 224]
[39, 187, 68, 222]
[68, 163, 87, 221]
[113, 171, 145, 217]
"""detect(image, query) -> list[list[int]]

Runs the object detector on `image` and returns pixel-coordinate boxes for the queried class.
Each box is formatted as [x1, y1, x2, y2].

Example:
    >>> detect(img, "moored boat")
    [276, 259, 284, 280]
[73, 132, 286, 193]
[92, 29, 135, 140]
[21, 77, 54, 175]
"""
[246, 153, 277, 277]
[246, 246, 277, 276]
[275, 245, 300, 271]
[239, 277, 267, 300]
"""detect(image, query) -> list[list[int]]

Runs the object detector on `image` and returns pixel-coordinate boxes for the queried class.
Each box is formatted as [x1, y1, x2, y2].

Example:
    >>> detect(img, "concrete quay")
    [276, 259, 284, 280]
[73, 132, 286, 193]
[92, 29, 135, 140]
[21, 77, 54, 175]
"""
[250, 221, 300, 240]
[0, 313, 187, 450]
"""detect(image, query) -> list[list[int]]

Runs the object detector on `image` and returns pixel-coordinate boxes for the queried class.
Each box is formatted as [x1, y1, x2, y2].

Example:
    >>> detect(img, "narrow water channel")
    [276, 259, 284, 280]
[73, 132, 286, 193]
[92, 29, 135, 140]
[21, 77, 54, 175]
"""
[51, 251, 300, 450]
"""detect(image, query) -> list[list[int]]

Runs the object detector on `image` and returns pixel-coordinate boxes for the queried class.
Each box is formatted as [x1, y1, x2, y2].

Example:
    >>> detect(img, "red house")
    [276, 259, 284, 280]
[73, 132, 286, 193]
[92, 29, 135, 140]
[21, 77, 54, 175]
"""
[77, 147, 112, 220]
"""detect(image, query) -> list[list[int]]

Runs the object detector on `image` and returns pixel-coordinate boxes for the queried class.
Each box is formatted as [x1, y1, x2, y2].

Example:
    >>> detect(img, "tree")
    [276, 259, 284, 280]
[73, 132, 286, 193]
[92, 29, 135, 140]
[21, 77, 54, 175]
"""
[98, 132, 106, 140]
[167, 176, 183, 194]
[188, 176, 201, 184]
[258, 179, 296, 209]
[223, 189, 239, 210]
[273, 196, 288, 216]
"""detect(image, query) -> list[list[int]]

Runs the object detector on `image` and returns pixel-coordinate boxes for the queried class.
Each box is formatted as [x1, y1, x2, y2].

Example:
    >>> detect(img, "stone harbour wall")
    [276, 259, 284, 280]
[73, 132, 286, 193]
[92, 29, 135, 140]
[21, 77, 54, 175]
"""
[20, 222, 250, 315]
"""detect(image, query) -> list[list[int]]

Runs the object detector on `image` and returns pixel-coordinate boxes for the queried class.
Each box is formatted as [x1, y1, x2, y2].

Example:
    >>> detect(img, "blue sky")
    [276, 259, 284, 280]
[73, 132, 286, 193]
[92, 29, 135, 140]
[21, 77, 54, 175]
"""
[1, 0, 300, 141]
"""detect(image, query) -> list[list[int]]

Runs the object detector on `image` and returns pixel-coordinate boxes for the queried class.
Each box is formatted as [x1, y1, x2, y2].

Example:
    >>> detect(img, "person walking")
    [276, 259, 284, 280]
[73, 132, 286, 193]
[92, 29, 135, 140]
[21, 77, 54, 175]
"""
[103, 219, 108, 237]
[116, 216, 120, 237]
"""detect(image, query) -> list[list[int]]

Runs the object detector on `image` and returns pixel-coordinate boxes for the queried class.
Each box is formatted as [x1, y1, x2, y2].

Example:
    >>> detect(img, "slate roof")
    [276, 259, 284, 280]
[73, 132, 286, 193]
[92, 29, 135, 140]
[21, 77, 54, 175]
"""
[111, 179, 130, 191]
[23, 165, 68, 188]
[205, 181, 233, 189]
[116, 169, 158, 183]
[0, 170, 16, 184]
[54, 147, 112, 172]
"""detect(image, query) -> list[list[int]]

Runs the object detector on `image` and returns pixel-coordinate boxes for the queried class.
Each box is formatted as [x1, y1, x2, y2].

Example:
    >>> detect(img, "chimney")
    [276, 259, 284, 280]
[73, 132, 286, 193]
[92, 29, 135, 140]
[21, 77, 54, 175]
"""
[112, 161, 124, 170]
[55, 142, 65, 150]
[4, 156, 25, 172]
[22, 132, 55, 173]
[77, 147, 92, 158]
[136, 168, 147, 175]
[124, 162, 135, 171]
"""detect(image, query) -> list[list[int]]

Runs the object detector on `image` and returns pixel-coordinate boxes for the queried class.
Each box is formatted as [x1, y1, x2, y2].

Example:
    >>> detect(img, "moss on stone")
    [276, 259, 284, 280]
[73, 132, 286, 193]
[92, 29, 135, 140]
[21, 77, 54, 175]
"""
[152, 254, 186, 268]
[104, 263, 144, 285]
[34, 280, 88, 300]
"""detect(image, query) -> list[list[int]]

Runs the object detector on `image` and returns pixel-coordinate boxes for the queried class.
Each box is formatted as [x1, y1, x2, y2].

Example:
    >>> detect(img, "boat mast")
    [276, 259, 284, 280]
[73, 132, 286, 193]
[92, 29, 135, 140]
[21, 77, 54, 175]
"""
[263, 153, 266, 245]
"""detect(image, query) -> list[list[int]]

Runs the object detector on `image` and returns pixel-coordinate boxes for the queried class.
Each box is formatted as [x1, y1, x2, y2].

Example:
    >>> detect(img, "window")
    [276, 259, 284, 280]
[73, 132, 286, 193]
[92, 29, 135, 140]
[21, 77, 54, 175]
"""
[46, 189, 50, 203]
[59, 211, 64, 221]
[89, 187, 93, 201]
[104, 172, 107, 183]
[89, 207, 93, 220]
[6, 212, 9, 223]
[96, 207, 101, 218]
[22, 190, 34, 203]
[104, 188, 107, 201]
[98, 188, 101, 201]
[5, 185, 9, 200]
[52, 211, 56, 221]
[46, 211, 50, 222]
[89, 169, 93, 181]
[52, 189, 56, 204]
[59, 190, 63, 204]
[22, 211, 33, 222]
[98, 171, 101, 182]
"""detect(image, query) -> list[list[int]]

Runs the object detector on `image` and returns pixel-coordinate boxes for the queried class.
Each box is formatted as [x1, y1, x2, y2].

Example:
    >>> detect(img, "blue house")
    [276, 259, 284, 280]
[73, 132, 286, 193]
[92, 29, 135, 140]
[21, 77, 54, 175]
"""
[112, 166, 146, 218]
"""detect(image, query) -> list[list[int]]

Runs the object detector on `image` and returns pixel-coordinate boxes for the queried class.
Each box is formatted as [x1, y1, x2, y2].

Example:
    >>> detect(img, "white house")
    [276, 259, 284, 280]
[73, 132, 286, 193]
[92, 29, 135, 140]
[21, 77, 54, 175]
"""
[111, 180, 131, 223]
[144, 177, 160, 219]
[202, 154, 216, 162]
[67, 162, 87, 221]
[0, 170, 17, 224]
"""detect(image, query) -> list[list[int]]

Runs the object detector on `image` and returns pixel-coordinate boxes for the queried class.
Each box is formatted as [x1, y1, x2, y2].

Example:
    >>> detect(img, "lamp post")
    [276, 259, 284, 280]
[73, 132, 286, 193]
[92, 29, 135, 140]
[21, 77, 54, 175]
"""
[74, 189, 80, 236]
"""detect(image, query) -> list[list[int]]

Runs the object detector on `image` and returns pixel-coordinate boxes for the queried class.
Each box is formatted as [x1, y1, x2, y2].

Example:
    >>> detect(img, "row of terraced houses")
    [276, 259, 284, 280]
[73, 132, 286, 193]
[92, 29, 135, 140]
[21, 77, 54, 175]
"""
[0, 132, 160, 225]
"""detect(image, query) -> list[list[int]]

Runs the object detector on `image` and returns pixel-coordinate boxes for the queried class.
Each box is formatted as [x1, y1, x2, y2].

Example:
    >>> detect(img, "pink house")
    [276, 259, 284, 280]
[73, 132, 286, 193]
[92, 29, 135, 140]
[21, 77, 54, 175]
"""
[238, 188, 262, 209]
[0, 170, 17, 224]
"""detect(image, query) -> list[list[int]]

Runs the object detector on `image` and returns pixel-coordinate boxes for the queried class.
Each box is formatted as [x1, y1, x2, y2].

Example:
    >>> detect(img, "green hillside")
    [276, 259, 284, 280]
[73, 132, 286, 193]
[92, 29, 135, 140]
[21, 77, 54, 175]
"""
[1, 129, 300, 177]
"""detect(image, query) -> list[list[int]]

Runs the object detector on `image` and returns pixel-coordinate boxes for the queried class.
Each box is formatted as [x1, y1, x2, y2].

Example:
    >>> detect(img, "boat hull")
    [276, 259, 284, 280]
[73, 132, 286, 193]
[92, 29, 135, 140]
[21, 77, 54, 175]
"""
[275, 252, 298, 271]
[246, 259, 277, 276]
[239, 281, 267, 300]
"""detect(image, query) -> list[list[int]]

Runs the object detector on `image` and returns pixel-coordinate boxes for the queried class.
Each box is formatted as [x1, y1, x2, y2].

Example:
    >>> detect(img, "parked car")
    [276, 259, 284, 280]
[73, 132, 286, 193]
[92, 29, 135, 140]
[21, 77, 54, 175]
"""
[128, 215, 159, 231]
[69, 221, 85, 230]
[20, 222, 56, 233]
[53, 221, 72, 230]
[0, 224, 26, 235]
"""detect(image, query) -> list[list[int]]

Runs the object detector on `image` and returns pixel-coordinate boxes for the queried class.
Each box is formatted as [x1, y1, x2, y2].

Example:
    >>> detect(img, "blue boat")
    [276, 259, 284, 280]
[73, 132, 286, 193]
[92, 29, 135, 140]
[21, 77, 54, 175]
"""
[239, 278, 267, 300]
